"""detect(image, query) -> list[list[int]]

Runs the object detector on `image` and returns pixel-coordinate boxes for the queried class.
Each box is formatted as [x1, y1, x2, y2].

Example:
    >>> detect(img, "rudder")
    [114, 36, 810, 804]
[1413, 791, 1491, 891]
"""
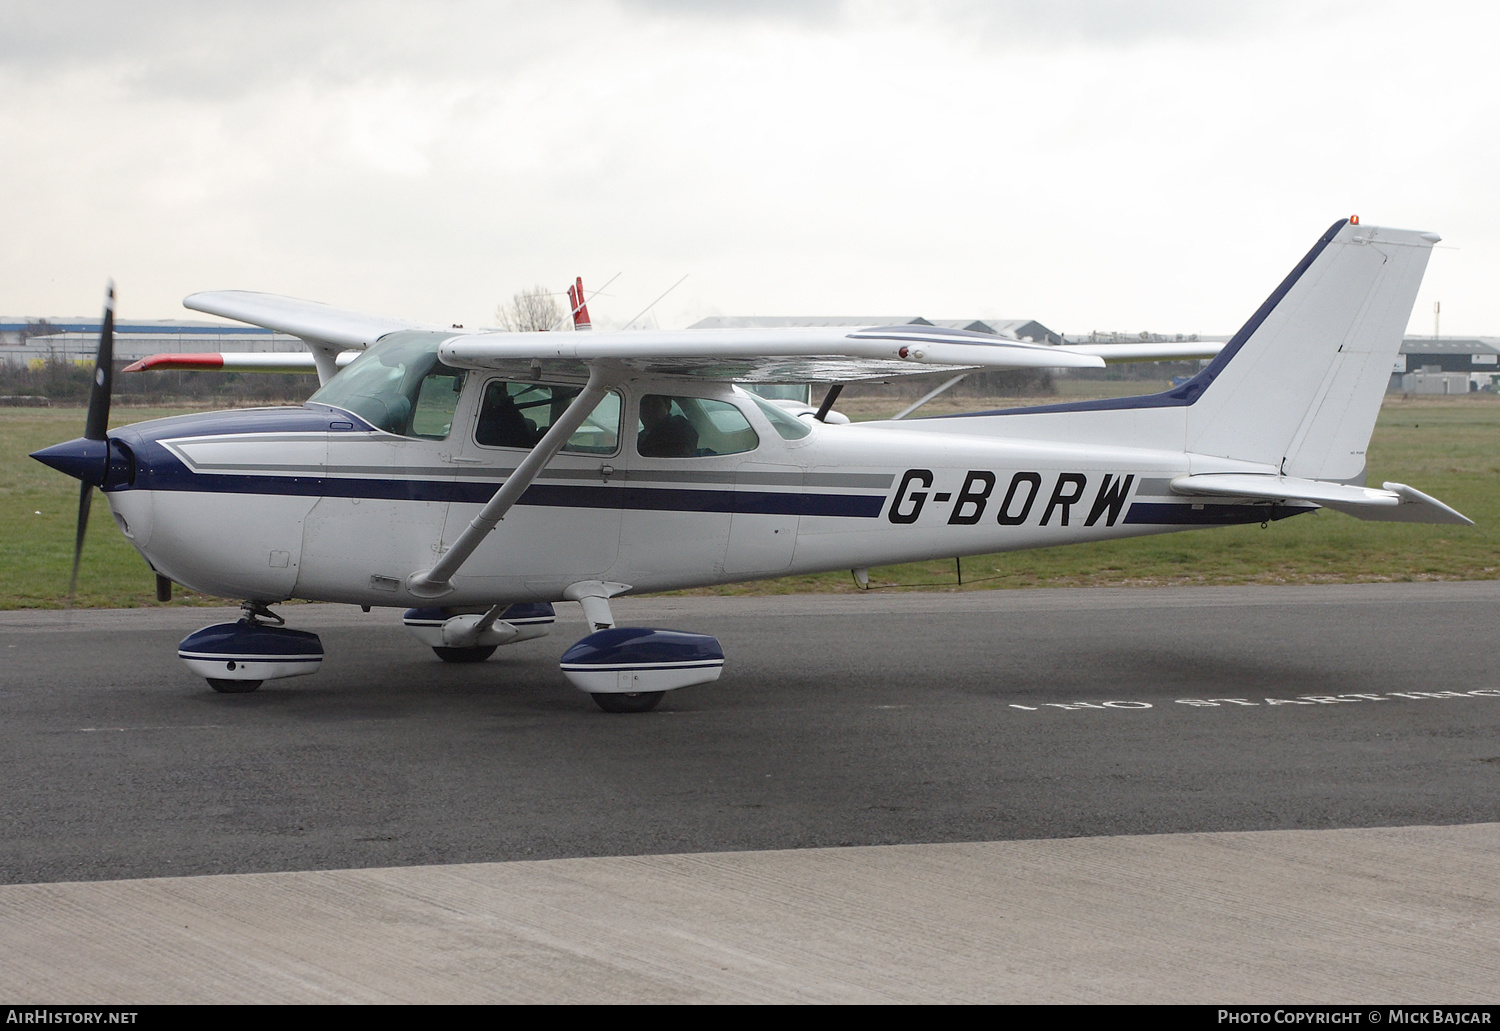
[1186, 219, 1437, 482]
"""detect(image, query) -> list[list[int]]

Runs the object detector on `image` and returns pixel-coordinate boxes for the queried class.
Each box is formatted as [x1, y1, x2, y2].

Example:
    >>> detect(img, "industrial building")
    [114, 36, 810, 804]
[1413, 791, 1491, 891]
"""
[0, 318, 300, 367]
[1392, 337, 1500, 394]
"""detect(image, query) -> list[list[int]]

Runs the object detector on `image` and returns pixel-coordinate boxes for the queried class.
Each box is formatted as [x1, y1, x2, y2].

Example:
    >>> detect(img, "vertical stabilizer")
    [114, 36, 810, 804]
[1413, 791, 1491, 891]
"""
[1186, 220, 1437, 481]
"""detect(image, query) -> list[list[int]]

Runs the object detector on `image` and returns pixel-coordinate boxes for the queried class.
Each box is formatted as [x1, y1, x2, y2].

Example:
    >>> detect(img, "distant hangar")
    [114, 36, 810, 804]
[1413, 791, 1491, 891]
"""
[1394, 336, 1500, 394]
[3, 314, 1497, 394]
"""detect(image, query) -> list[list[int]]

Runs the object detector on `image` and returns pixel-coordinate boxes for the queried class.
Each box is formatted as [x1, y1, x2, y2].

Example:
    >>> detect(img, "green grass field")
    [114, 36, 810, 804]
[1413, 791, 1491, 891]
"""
[2, 395, 1496, 608]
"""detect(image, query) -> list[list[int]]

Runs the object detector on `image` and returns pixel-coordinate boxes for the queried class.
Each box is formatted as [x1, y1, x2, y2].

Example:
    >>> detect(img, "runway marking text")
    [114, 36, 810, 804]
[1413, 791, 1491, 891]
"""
[1008, 689, 1500, 712]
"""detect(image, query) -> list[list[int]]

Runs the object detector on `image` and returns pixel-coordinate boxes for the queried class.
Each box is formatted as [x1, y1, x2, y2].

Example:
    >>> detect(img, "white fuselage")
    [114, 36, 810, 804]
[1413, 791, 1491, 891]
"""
[103, 378, 1294, 608]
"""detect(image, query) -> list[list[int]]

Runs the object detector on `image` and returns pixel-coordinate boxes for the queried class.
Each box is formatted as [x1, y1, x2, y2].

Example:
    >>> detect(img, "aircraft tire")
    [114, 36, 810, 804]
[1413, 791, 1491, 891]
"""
[591, 691, 665, 714]
[207, 678, 262, 693]
[432, 645, 498, 664]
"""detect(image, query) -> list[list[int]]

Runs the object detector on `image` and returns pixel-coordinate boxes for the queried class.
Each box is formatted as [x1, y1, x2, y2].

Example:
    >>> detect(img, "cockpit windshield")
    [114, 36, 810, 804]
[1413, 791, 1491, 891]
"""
[308, 331, 465, 439]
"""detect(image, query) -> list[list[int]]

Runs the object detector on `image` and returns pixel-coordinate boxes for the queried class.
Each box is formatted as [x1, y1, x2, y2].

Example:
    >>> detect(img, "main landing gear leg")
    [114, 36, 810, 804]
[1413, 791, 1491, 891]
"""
[432, 602, 505, 663]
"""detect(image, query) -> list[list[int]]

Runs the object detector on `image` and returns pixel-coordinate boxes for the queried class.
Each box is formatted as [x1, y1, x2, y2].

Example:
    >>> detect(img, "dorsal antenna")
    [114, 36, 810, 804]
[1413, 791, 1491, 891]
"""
[621, 274, 688, 331]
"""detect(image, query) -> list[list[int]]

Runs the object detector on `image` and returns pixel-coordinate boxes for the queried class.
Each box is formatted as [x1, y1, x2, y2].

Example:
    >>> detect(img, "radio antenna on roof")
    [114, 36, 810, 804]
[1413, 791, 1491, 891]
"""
[621, 274, 688, 331]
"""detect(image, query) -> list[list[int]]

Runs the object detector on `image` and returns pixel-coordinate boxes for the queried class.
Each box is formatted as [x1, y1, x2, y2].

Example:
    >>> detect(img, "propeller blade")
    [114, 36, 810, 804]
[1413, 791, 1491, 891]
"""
[67, 283, 114, 603]
[83, 282, 114, 442]
[68, 482, 92, 601]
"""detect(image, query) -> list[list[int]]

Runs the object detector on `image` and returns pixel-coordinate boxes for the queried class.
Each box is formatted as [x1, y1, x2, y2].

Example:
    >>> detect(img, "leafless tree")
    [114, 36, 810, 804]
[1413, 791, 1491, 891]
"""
[495, 285, 564, 332]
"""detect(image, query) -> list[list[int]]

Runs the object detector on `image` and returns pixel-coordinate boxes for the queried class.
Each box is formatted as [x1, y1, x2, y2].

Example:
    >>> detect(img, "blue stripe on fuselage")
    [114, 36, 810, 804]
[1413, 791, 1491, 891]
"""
[107, 438, 886, 517]
[1123, 502, 1310, 525]
[104, 405, 887, 517]
[121, 471, 885, 518]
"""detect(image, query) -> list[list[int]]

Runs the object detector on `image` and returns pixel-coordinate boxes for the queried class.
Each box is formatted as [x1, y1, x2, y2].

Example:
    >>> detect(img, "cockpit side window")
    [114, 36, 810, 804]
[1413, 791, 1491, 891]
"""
[309, 331, 465, 439]
[475, 380, 622, 454]
[408, 368, 465, 440]
[637, 395, 759, 458]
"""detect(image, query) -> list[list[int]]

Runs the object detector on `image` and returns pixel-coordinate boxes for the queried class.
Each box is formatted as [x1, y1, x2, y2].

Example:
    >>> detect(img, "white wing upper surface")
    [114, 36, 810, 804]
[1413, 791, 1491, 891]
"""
[1062, 341, 1225, 362]
[181, 291, 1217, 384]
[439, 324, 1105, 383]
[184, 290, 448, 350]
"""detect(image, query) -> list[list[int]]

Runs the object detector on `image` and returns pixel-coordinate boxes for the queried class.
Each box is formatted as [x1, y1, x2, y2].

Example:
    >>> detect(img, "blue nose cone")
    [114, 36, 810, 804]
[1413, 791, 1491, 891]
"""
[31, 437, 110, 486]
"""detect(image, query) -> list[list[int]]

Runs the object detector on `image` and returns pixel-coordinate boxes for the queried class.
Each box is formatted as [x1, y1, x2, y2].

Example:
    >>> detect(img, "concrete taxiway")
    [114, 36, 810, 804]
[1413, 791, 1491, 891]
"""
[3, 824, 1496, 1003]
[2, 583, 1498, 1001]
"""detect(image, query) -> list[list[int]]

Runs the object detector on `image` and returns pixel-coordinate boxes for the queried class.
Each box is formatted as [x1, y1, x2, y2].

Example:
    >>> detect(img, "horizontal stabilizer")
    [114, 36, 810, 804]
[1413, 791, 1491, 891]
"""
[1171, 474, 1472, 525]
[122, 352, 357, 374]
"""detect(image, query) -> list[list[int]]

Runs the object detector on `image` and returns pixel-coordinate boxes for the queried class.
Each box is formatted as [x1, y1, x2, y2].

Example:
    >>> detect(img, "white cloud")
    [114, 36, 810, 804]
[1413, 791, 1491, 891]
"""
[1, 0, 1496, 335]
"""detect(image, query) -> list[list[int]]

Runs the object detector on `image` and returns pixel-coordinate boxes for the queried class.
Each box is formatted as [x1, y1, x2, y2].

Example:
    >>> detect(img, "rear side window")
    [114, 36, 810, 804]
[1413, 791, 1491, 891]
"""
[476, 380, 622, 454]
[637, 395, 759, 458]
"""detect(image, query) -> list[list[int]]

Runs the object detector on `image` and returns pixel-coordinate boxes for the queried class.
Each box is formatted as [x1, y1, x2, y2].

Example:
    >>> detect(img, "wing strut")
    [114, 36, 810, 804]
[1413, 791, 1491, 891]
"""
[814, 384, 844, 422]
[406, 364, 619, 598]
[891, 373, 969, 420]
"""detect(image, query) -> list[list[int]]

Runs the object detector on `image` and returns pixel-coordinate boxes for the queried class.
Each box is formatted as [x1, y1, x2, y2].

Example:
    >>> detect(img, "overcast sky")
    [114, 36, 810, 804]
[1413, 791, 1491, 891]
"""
[2, 1, 1494, 336]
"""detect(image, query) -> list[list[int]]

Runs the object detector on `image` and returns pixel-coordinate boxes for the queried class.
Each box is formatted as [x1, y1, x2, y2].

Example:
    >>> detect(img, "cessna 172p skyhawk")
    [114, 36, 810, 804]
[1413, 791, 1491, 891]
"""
[32, 218, 1471, 712]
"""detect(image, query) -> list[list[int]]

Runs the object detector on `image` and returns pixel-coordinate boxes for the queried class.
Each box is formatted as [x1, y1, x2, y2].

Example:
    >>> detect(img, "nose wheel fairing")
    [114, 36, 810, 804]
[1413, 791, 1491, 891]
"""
[177, 618, 323, 692]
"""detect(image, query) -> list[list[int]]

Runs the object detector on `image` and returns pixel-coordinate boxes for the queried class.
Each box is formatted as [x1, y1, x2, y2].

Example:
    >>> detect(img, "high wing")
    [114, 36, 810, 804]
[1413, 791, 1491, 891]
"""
[1062, 340, 1224, 362]
[121, 352, 354, 374]
[438, 323, 1105, 383]
[183, 290, 450, 383]
[183, 290, 446, 348]
[120, 335, 1222, 378]
[150, 291, 1217, 385]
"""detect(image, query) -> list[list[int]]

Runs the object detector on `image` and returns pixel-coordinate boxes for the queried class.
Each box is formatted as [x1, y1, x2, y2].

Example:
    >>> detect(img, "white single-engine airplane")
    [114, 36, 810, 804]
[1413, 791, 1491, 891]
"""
[33, 219, 1471, 712]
